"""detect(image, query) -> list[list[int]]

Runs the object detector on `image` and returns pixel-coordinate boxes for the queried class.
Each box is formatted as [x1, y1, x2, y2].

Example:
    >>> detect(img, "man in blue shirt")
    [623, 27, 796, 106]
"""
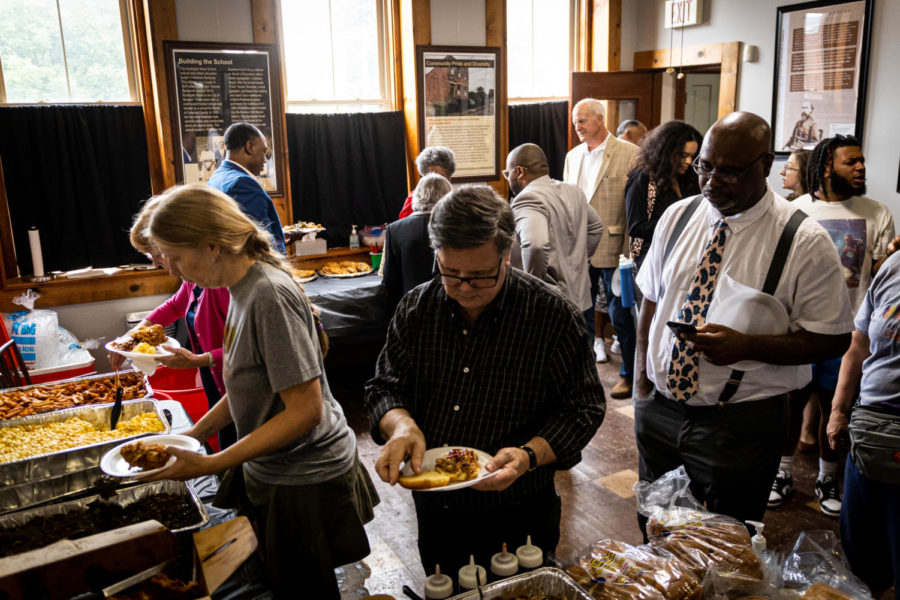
[207, 123, 288, 253]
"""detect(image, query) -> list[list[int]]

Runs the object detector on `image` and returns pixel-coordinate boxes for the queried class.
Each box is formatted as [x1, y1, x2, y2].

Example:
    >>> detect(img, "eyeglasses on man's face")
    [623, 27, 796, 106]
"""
[501, 165, 523, 180]
[692, 152, 769, 183]
[435, 258, 503, 289]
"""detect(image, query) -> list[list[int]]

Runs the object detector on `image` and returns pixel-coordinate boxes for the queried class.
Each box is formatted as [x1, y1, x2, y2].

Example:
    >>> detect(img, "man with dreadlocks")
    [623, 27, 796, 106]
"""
[777, 135, 897, 517]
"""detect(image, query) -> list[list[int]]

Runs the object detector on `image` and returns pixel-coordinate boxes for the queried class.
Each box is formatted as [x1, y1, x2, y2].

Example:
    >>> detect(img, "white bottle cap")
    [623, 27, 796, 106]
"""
[490, 542, 519, 578]
[424, 564, 453, 599]
[458, 555, 487, 590]
[515, 535, 543, 569]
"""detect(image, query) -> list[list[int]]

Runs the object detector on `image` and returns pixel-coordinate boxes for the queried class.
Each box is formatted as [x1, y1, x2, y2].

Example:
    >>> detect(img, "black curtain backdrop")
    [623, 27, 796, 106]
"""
[286, 111, 408, 247]
[508, 100, 569, 181]
[0, 105, 151, 273]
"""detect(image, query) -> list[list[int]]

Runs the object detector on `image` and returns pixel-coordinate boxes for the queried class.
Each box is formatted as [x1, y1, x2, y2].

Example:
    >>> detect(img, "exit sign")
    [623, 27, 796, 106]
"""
[665, 0, 703, 28]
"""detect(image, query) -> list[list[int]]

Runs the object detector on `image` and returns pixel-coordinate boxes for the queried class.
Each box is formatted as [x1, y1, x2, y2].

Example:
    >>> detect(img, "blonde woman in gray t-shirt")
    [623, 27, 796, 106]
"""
[139, 184, 378, 599]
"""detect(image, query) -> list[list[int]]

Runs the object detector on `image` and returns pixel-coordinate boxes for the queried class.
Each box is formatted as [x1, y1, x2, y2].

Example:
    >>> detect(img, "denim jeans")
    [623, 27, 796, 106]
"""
[587, 265, 636, 378]
[840, 457, 900, 595]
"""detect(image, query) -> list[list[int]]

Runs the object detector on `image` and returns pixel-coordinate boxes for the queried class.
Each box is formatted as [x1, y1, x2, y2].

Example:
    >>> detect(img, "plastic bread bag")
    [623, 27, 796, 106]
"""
[56, 327, 96, 367]
[564, 538, 701, 599]
[634, 466, 762, 580]
[781, 531, 873, 599]
[2, 289, 59, 370]
[702, 563, 783, 599]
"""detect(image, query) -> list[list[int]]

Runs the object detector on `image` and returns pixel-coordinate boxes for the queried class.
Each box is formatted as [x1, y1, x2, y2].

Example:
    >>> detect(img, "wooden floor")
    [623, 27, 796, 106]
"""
[326, 348, 885, 600]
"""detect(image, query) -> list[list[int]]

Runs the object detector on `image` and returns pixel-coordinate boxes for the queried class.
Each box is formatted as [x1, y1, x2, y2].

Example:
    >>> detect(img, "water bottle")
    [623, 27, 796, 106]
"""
[619, 254, 635, 308]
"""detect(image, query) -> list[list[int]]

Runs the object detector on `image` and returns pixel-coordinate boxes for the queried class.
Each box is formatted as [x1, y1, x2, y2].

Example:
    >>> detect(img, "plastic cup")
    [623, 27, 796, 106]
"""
[370, 252, 383, 270]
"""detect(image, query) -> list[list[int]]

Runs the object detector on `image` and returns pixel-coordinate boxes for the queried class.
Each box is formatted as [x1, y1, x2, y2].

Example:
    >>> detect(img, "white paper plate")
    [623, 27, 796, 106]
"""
[400, 446, 499, 492]
[317, 268, 373, 278]
[284, 226, 326, 234]
[706, 291, 789, 370]
[104, 336, 181, 360]
[100, 434, 202, 478]
[294, 274, 318, 284]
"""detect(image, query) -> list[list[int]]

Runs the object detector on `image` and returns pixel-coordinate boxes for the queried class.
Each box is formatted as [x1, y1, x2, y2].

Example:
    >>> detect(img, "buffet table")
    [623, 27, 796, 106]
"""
[304, 272, 393, 351]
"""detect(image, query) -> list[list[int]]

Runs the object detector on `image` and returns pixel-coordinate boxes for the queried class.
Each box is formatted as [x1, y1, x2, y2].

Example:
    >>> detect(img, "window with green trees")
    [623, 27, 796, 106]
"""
[0, 0, 136, 103]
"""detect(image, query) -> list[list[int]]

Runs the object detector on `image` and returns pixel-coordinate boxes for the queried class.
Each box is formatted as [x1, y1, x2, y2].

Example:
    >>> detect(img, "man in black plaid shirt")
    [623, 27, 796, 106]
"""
[365, 185, 606, 577]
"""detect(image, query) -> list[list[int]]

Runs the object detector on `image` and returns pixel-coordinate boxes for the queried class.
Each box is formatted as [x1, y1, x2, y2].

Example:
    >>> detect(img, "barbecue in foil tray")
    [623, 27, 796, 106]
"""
[449, 567, 594, 600]
[0, 479, 208, 558]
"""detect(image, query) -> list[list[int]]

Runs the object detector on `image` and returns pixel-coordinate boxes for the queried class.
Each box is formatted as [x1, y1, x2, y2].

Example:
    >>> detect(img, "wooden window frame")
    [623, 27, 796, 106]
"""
[507, 0, 584, 104]
[278, 0, 396, 114]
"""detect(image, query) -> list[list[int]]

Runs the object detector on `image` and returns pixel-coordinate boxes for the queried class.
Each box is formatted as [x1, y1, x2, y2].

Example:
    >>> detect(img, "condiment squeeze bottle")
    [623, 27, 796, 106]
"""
[490, 542, 519, 578]
[515, 535, 543, 571]
[424, 564, 453, 599]
[457, 555, 487, 591]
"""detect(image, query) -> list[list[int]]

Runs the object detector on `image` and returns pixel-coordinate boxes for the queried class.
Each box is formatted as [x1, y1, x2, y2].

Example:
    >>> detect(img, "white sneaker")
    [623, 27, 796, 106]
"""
[815, 476, 842, 518]
[610, 336, 621, 354]
[593, 338, 609, 363]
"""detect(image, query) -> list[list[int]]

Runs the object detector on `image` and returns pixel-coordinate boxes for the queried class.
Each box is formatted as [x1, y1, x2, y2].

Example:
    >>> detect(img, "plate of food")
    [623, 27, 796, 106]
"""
[292, 268, 318, 283]
[100, 434, 202, 478]
[284, 221, 326, 234]
[105, 324, 181, 359]
[318, 261, 373, 278]
[399, 447, 499, 492]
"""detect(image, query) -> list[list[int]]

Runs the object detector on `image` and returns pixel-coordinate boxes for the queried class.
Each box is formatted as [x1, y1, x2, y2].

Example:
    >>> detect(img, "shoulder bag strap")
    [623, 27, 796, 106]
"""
[662, 195, 704, 267]
[718, 209, 809, 404]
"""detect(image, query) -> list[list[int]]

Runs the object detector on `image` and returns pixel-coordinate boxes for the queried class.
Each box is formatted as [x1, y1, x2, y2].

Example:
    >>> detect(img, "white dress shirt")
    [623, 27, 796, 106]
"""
[636, 187, 854, 405]
[575, 135, 608, 203]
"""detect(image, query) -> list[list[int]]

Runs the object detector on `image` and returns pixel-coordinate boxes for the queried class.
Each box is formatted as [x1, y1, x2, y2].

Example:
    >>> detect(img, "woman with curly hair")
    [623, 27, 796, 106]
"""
[625, 120, 702, 269]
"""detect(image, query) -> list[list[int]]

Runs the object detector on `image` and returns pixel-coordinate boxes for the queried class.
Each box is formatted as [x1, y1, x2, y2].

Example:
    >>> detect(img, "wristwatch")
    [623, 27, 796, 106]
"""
[520, 445, 538, 472]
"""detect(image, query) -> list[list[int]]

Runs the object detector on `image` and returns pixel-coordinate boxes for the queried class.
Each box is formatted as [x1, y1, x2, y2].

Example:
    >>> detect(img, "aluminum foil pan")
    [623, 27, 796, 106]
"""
[0, 480, 208, 559]
[449, 567, 593, 600]
[0, 370, 151, 420]
[0, 399, 168, 489]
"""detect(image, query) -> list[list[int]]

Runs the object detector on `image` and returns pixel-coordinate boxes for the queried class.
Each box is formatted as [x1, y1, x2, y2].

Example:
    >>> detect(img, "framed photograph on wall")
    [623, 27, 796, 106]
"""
[165, 41, 286, 197]
[417, 46, 501, 181]
[771, 0, 873, 154]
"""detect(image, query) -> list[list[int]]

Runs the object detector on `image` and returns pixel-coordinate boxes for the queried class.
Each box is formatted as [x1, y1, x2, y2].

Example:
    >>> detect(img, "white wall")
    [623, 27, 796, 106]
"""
[431, 0, 486, 45]
[53, 294, 172, 373]
[624, 0, 900, 221]
[175, 0, 253, 42]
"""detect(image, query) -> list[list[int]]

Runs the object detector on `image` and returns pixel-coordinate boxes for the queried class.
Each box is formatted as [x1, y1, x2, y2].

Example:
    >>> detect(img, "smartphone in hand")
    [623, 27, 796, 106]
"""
[667, 320, 697, 339]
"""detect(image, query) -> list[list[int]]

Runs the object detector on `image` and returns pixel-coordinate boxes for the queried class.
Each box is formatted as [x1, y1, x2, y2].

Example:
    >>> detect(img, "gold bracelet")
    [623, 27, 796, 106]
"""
[207, 353, 214, 368]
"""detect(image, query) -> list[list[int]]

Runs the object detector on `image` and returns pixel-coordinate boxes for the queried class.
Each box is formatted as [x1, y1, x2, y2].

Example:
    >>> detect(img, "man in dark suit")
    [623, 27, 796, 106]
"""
[207, 123, 288, 254]
[381, 173, 451, 304]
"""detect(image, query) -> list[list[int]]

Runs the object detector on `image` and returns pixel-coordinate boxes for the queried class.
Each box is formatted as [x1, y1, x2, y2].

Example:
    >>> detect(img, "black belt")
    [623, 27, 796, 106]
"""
[654, 390, 785, 415]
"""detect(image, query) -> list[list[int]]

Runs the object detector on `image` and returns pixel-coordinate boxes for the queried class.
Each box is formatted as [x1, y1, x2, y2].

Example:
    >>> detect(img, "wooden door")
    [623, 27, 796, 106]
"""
[683, 72, 721, 134]
[569, 71, 663, 149]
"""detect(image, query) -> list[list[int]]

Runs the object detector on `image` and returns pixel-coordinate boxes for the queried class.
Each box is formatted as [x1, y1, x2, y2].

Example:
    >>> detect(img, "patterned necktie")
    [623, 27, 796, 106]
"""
[667, 220, 729, 402]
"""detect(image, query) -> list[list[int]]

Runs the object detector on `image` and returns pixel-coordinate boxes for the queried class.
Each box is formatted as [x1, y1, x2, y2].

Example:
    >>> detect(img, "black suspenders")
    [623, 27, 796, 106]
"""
[662, 196, 809, 404]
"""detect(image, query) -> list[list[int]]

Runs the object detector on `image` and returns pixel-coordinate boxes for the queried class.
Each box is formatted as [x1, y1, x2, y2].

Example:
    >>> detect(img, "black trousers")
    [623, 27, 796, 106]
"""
[414, 486, 560, 585]
[634, 390, 786, 533]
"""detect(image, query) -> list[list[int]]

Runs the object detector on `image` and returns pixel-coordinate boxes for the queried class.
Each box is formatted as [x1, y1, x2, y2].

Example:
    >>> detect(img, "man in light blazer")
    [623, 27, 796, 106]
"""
[564, 98, 639, 399]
